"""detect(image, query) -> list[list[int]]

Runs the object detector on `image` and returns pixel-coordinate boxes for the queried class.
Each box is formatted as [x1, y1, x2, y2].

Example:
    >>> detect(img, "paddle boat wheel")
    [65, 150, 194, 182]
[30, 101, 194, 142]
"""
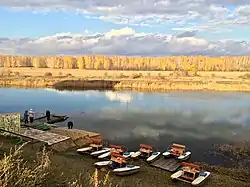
[171, 162, 210, 186]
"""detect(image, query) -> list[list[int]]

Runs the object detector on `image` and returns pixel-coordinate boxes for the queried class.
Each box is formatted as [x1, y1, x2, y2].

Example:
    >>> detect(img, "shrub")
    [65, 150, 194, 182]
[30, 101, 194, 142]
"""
[44, 72, 52, 77]
[14, 72, 20, 76]
[239, 73, 250, 79]
[66, 73, 72, 77]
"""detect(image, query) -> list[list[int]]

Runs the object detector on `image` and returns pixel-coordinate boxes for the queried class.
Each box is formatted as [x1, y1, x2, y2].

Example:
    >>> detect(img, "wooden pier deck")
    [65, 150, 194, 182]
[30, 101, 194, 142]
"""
[50, 127, 100, 139]
[19, 128, 70, 145]
[150, 157, 182, 172]
[49, 127, 101, 147]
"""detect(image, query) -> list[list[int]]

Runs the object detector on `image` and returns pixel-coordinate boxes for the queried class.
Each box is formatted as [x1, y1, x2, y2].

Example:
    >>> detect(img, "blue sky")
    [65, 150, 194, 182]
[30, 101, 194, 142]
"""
[0, 1, 250, 56]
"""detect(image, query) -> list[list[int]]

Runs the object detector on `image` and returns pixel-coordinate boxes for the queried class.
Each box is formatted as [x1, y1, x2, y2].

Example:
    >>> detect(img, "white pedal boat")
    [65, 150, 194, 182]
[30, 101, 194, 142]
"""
[91, 148, 110, 157]
[163, 143, 191, 160]
[146, 151, 161, 162]
[163, 150, 191, 160]
[123, 152, 135, 158]
[171, 170, 210, 186]
[162, 150, 171, 157]
[77, 146, 93, 153]
[113, 165, 140, 176]
[171, 162, 210, 186]
[94, 160, 112, 168]
[131, 151, 141, 158]
[98, 151, 111, 159]
[178, 151, 191, 160]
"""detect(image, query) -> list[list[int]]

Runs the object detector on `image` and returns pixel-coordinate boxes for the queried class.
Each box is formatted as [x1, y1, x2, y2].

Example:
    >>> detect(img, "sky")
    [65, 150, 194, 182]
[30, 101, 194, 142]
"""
[0, 0, 250, 56]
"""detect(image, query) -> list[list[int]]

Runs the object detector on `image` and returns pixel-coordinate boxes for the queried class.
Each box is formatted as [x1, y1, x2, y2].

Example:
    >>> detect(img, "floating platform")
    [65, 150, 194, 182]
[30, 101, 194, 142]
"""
[150, 157, 182, 172]
[19, 128, 70, 146]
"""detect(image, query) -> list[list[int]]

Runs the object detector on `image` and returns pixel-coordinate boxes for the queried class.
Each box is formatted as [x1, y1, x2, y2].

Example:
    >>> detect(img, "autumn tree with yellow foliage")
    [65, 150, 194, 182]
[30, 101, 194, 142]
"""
[0, 55, 250, 71]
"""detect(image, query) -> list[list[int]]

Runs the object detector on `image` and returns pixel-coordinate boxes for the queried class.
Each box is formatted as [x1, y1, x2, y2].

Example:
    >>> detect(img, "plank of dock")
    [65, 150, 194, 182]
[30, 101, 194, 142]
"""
[50, 127, 100, 140]
[150, 157, 182, 172]
[19, 128, 70, 146]
[49, 127, 101, 147]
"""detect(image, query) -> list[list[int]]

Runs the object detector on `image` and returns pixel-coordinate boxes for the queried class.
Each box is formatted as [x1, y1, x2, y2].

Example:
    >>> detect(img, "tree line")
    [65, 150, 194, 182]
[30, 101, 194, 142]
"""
[0, 55, 250, 71]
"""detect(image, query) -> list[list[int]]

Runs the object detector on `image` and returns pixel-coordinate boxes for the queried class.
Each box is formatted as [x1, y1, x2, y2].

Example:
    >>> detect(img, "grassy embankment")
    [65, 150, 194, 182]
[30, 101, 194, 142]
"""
[0, 135, 250, 187]
[1, 68, 250, 92]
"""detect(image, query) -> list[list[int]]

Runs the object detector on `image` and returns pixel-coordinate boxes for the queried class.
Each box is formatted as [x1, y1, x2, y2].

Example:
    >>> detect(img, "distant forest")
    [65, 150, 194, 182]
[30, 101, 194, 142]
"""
[1, 55, 250, 71]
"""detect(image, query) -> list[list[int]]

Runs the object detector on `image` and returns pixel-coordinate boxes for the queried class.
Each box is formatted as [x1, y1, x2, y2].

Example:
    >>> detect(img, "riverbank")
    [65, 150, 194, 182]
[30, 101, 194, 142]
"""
[0, 135, 249, 187]
[1, 68, 250, 92]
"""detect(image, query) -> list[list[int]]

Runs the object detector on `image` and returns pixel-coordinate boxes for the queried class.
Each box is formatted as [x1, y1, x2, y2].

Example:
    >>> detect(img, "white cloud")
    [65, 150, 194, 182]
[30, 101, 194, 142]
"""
[1, 0, 250, 30]
[0, 27, 249, 56]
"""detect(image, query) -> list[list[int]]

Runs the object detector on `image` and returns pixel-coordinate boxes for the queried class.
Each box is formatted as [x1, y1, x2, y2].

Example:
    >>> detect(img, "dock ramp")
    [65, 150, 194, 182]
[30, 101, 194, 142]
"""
[150, 157, 182, 172]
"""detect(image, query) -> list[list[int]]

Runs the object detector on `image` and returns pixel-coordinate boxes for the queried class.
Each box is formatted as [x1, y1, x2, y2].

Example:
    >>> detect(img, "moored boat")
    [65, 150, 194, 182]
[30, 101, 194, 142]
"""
[77, 138, 104, 154]
[146, 151, 161, 162]
[77, 146, 93, 153]
[131, 144, 153, 159]
[97, 145, 124, 159]
[131, 151, 141, 158]
[98, 151, 111, 159]
[91, 148, 111, 157]
[94, 160, 112, 168]
[113, 165, 140, 176]
[110, 153, 140, 176]
[171, 162, 210, 186]
[162, 143, 191, 161]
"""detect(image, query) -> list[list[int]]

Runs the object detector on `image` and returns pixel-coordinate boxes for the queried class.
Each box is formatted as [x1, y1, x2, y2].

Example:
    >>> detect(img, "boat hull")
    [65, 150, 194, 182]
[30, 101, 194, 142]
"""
[162, 151, 171, 158]
[178, 151, 191, 161]
[171, 170, 183, 179]
[113, 165, 140, 176]
[131, 151, 141, 158]
[146, 152, 161, 162]
[77, 147, 92, 154]
[192, 171, 210, 186]
[94, 161, 112, 168]
[91, 148, 110, 157]
[98, 151, 111, 159]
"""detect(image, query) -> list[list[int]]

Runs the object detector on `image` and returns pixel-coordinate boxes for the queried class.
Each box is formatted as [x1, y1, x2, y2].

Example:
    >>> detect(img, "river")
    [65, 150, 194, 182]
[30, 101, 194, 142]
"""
[0, 88, 250, 167]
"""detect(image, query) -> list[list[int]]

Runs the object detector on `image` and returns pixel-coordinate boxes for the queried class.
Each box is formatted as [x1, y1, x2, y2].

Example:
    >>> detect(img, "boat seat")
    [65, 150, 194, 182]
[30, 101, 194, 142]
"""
[140, 148, 152, 153]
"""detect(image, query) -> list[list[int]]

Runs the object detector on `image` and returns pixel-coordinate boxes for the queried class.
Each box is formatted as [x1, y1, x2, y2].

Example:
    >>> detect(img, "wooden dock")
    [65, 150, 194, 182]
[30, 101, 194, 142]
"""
[150, 157, 182, 172]
[49, 127, 101, 147]
[19, 128, 70, 146]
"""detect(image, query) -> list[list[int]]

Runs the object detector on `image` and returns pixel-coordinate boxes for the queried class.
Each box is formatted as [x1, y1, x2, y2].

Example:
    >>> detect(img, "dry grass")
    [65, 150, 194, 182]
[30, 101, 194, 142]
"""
[3, 67, 249, 79]
[0, 141, 114, 187]
[0, 143, 50, 187]
[1, 67, 250, 91]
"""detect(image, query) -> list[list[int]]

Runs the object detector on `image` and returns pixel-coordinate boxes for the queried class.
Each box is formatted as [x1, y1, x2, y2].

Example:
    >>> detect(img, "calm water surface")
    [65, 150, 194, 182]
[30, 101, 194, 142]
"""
[0, 88, 250, 166]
